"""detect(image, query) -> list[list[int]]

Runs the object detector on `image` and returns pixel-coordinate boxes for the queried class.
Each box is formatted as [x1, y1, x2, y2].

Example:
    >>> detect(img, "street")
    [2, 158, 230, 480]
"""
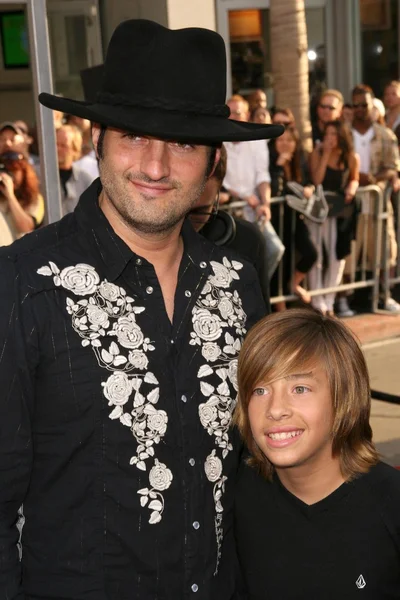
[364, 338, 400, 468]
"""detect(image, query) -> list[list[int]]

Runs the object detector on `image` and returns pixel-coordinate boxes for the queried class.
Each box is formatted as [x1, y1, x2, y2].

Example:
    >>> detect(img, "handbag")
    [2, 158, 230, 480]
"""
[324, 190, 347, 218]
[285, 182, 329, 224]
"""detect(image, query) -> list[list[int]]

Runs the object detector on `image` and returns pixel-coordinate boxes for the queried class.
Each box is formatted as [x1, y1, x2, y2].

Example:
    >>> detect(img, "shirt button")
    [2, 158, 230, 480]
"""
[193, 521, 200, 530]
[136, 258, 142, 265]
[146, 286, 153, 294]
[181, 394, 187, 403]
[191, 584, 199, 593]
[189, 458, 195, 466]
[185, 290, 192, 298]
[200, 261, 207, 268]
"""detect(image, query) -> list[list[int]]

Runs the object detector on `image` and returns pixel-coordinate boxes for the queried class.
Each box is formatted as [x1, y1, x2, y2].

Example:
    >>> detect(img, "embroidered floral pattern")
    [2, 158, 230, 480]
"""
[37, 261, 172, 523]
[191, 257, 247, 574]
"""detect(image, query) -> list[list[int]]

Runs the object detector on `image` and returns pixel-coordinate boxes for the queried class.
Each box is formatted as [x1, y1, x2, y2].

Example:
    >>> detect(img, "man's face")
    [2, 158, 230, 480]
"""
[92, 126, 218, 235]
[352, 92, 373, 122]
[227, 100, 248, 122]
[383, 85, 400, 110]
[317, 94, 342, 124]
[56, 128, 75, 168]
[248, 363, 336, 476]
[0, 127, 26, 155]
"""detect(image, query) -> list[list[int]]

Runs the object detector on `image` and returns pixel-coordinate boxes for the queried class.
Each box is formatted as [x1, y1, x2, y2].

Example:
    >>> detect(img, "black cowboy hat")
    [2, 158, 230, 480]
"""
[39, 19, 283, 144]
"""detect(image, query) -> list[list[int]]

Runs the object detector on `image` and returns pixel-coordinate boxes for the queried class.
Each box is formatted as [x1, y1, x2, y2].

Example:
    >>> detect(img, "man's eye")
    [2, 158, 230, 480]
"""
[124, 134, 145, 142]
[170, 142, 195, 150]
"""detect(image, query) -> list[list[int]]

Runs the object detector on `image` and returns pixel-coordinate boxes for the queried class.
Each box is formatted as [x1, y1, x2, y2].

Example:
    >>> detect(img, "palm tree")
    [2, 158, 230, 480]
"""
[270, 0, 312, 152]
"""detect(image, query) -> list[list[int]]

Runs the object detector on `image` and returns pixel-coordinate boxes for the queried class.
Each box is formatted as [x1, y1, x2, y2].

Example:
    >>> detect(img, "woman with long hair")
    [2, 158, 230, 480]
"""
[0, 151, 44, 246]
[309, 120, 359, 315]
[269, 126, 317, 310]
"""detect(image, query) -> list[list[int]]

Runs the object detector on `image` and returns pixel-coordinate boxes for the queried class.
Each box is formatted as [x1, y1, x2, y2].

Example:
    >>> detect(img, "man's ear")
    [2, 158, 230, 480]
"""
[91, 122, 101, 159]
[208, 147, 221, 179]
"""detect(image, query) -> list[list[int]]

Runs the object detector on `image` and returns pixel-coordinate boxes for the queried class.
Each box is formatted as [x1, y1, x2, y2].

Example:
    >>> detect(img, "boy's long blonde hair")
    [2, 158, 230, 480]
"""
[235, 308, 379, 480]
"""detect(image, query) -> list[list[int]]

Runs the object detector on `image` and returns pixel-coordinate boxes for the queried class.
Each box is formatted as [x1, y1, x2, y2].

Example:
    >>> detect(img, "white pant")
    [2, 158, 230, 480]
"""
[307, 218, 345, 312]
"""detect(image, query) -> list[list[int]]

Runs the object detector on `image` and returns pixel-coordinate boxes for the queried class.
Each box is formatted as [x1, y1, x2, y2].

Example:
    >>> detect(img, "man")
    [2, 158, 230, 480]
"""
[312, 88, 343, 145]
[0, 122, 26, 156]
[223, 95, 285, 279]
[56, 123, 96, 214]
[0, 19, 283, 600]
[384, 80, 400, 145]
[340, 84, 400, 314]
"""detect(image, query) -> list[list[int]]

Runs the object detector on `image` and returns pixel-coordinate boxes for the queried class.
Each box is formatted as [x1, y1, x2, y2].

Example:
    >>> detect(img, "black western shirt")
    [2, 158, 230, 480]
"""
[0, 180, 266, 600]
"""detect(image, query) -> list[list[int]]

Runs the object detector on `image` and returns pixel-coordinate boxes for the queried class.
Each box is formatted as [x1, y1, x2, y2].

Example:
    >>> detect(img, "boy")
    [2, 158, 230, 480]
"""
[235, 308, 400, 599]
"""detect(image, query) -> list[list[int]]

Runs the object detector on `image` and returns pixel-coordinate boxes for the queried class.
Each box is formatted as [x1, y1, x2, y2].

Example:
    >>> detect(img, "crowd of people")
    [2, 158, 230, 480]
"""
[1, 78, 400, 318]
[219, 82, 400, 316]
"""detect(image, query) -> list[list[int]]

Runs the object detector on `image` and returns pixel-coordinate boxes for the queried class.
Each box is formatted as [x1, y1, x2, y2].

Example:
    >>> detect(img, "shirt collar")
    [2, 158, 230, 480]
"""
[74, 179, 215, 281]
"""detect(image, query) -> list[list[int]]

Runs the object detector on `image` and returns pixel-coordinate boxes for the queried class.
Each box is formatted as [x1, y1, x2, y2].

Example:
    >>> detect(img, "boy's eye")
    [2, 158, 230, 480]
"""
[252, 387, 267, 396]
[293, 385, 310, 395]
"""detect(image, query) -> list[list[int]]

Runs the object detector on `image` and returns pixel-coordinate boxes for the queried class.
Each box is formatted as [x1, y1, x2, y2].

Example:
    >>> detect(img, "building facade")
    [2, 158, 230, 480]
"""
[0, 0, 398, 123]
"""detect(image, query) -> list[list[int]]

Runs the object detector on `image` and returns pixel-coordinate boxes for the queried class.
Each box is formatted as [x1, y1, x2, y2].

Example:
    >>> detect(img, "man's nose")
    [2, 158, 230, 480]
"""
[140, 140, 170, 181]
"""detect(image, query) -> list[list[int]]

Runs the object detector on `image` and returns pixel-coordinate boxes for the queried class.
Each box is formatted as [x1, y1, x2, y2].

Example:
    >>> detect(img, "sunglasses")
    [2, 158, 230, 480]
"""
[319, 104, 336, 111]
[0, 151, 25, 162]
[352, 102, 368, 109]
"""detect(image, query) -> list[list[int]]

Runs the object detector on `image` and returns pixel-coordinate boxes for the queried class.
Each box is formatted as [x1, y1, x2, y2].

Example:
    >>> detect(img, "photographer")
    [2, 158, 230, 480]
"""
[0, 151, 44, 246]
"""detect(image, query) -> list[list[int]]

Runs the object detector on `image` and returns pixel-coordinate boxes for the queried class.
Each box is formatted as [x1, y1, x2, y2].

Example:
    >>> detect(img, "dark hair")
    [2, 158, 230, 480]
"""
[269, 126, 302, 183]
[96, 124, 107, 160]
[249, 106, 271, 123]
[271, 106, 295, 125]
[0, 153, 39, 209]
[323, 120, 354, 166]
[351, 84, 374, 98]
[210, 144, 227, 183]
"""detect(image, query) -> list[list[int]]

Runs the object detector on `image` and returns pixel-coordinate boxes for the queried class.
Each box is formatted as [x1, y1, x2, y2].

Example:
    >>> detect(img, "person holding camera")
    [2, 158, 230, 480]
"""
[0, 151, 44, 246]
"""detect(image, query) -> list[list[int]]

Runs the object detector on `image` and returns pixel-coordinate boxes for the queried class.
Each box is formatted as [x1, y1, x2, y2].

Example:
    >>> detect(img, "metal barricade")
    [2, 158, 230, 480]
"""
[221, 186, 385, 311]
[380, 186, 400, 307]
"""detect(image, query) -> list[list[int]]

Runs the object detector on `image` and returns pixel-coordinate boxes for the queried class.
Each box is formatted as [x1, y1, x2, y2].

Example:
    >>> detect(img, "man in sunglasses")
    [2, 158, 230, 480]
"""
[347, 83, 400, 313]
[312, 89, 344, 146]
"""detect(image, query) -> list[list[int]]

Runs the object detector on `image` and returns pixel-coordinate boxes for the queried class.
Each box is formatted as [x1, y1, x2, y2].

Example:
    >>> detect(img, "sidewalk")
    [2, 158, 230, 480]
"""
[344, 312, 400, 345]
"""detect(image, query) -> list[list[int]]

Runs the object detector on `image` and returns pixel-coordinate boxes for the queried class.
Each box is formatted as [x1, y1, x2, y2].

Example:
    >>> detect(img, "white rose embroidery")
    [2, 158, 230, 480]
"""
[113, 314, 144, 349]
[228, 359, 238, 392]
[128, 350, 149, 370]
[201, 342, 221, 362]
[102, 372, 133, 406]
[190, 256, 246, 574]
[149, 459, 173, 491]
[147, 408, 168, 437]
[218, 297, 234, 320]
[193, 308, 223, 342]
[204, 451, 223, 483]
[86, 305, 110, 329]
[59, 264, 100, 296]
[38, 261, 172, 525]
[199, 397, 219, 428]
[98, 281, 121, 302]
[209, 261, 232, 288]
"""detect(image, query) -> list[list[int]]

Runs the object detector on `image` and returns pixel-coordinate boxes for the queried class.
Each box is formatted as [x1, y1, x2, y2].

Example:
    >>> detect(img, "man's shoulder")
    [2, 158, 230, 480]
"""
[373, 123, 397, 142]
[202, 232, 259, 281]
[363, 461, 400, 495]
[0, 213, 78, 279]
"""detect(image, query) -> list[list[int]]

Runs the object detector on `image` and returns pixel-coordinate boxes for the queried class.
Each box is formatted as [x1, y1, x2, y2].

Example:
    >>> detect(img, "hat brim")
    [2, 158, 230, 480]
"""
[39, 93, 284, 143]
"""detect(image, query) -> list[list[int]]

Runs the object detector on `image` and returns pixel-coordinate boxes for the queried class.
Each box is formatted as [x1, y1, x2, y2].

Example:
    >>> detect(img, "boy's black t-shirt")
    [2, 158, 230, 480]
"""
[235, 461, 400, 599]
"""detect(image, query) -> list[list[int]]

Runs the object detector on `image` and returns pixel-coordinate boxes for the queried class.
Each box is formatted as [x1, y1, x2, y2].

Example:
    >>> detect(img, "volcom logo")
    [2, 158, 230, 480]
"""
[356, 574, 366, 589]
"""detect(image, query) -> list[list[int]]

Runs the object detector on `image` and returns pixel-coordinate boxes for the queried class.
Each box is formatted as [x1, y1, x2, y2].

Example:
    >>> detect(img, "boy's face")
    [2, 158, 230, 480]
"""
[248, 364, 336, 475]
